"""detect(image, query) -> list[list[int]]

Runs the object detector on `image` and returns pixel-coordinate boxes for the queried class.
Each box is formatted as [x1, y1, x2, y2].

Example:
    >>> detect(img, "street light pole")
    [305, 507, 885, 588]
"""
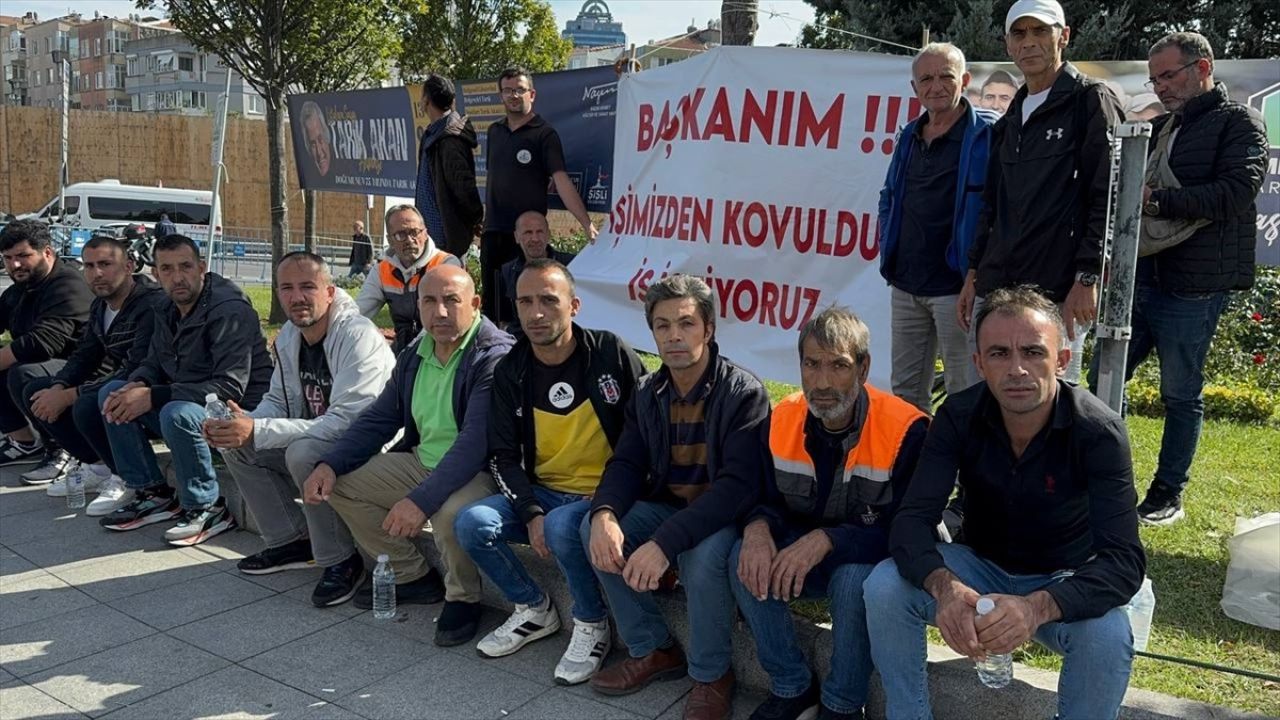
[52, 50, 69, 225]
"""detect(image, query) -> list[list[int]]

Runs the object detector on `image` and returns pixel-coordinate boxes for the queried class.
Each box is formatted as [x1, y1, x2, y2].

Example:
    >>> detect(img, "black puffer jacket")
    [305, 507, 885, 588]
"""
[1146, 83, 1267, 293]
[54, 274, 165, 390]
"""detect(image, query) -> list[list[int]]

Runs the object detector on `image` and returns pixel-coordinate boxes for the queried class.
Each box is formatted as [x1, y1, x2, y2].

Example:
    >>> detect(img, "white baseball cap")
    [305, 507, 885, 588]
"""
[1005, 0, 1067, 34]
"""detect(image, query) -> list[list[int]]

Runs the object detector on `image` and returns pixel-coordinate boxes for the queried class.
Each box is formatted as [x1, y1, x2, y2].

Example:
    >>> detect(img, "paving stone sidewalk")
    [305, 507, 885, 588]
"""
[0, 465, 766, 720]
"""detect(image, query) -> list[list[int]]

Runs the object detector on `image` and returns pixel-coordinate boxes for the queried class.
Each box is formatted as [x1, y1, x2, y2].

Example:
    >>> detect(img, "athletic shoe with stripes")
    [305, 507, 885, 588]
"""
[555, 618, 611, 685]
[164, 499, 237, 547]
[475, 596, 561, 658]
[99, 485, 179, 531]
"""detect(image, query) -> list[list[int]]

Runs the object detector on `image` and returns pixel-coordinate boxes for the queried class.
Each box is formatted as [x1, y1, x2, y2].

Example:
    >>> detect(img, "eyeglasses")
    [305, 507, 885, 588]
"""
[1145, 60, 1199, 89]
[499, 87, 530, 98]
[390, 227, 424, 243]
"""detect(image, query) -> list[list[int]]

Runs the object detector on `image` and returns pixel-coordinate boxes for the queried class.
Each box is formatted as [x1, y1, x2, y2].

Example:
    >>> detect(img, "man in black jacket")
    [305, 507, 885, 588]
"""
[957, 0, 1122, 384]
[415, 74, 484, 260]
[0, 220, 92, 469]
[20, 235, 163, 517]
[866, 286, 1144, 720]
[97, 235, 273, 547]
[347, 220, 373, 278]
[581, 275, 771, 720]
[455, 259, 644, 684]
[1108, 32, 1267, 526]
[497, 211, 577, 335]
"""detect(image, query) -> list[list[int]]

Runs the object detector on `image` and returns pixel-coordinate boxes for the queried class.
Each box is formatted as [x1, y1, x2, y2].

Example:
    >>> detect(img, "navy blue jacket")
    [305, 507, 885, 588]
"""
[321, 317, 514, 517]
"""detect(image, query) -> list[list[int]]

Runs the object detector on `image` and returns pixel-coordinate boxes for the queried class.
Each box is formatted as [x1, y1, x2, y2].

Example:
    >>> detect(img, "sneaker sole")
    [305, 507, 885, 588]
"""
[554, 636, 612, 686]
[166, 517, 237, 547]
[476, 615, 563, 659]
[589, 663, 687, 696]
[85, 499, 130, 517]
[238, 559, 316, 576]
[18, 475, 56, 485]
[1, 457, 45, 469]
[101, 507, 181, 531]
[312, 568, 367, 608]
[1139, 508, 1185, 526]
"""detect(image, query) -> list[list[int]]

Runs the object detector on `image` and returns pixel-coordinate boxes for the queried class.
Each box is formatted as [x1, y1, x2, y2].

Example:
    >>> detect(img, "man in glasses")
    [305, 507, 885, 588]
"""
[356, 204, 462, 353]
[481, 66, 597, 328]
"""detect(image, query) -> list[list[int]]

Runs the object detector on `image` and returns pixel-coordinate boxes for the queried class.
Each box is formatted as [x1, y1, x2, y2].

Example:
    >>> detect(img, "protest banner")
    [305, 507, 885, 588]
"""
[286, 87, 419, 194]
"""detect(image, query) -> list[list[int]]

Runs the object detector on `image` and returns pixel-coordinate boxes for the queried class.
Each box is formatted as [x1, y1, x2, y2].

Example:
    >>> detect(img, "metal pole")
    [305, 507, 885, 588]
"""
[59, 55, 69, 226]
[1094, 121, 1152, 414]
[206, 70, 233, 271]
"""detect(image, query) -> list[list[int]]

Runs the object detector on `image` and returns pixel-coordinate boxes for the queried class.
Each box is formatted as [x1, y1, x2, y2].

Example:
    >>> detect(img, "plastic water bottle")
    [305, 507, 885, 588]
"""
[1124, 577, 1156, 652]
[372, 554, 396, 619]
[65, 467, 85, 509]
[204, 393, 232, 421]
[975, 597, 1013, 688]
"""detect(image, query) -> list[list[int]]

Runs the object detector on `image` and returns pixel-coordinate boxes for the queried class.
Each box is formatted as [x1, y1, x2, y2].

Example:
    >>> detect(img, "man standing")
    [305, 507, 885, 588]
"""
[482, 67, 597, 325]
[879, 43, 998, 412]
[978, 71, 1020, 116]
[1109, 32, 1267, 525]
[582, 275, 771, 720]
[97, 235, 273, 546]
[958, 0, 1122, 384]
[208, 253, 396, 607]
[415, 73, 484, 260]
[347, 221, 373, 278]
[21, 235, 163, 516]
[496, 211, 577, 335]
[731, 307, 927, 720]
[0, 220, 92, 469]
[356, 204, 462, 353]
[455, 258, 644, 684]
[866, 286, 1145, 720]
[303, 266, 514, 645]
[154, 213, 177, 240]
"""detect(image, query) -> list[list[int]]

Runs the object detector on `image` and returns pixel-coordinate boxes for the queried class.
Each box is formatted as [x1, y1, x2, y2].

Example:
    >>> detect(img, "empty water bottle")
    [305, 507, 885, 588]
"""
[65, 467, 86, 509]
[372, 553, 396, 619]
[1124, 577, 1156, 652]
[204, 393, 232, 421]
[975, 597, 1013, 688]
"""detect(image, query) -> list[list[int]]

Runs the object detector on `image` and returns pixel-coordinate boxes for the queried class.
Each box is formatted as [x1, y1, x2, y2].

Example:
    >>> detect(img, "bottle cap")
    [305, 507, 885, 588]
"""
[205, 393, 218, 402]
[976, 597, 996, 615]
[377, 554, 389, 562]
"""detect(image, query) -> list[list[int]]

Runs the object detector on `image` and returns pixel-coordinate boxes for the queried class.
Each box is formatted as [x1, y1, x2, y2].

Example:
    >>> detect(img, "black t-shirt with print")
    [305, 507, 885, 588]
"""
[297, 338, 332, 420]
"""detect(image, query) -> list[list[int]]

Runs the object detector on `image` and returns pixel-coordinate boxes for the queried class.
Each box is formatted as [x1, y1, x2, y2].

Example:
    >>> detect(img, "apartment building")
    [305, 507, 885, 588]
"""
[1, 12, 39, 106]
[125, 32, 264, 118]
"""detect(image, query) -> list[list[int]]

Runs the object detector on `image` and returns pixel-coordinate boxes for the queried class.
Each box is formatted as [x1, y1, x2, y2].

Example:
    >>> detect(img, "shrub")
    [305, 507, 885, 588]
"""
[1126, 380, 1278, 424]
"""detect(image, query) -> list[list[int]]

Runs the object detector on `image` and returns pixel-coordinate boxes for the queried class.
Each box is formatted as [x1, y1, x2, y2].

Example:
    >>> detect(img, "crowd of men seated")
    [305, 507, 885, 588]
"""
[0, 3, 1267, 717]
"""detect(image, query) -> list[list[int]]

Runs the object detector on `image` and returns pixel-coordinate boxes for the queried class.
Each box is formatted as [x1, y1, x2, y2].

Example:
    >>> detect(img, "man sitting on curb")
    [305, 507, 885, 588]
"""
[207, 252, 396, 607]
[303, 265, 514, 646]
[22, 234, 163, 515]
[454, 259, 645, 684]
[496, 211, 576, 336]
[582, 275, 771, 720]
[731, 307, 927, 720]
[97, 234, 273, 547]
[865, 285, 1145, 720]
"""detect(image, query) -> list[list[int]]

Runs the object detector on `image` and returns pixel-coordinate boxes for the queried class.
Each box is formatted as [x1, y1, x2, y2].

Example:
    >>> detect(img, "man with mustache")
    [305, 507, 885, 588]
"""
[18, 234, 163, 516]
[582, 275, 771, 720]
[730, 307, 927, 720]
[866, 285, 1145, 720]
[0, 220, 92, 471]
[303, 265, 514, 645]
[207, 252, 396, 607]
[97, 234, 273, 547]
[496, 211, 577, 336]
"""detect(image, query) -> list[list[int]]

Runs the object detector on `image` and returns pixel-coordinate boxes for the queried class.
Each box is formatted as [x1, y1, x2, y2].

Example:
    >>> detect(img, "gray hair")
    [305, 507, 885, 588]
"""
[643, 274, 716, 330]
[1150, 31, 1214, 64]
[798, 306, 871, 363]
[384, 203, 423, 228]
[300, 100, 325, 128]
[974, 285, 1068, 350]
[912, 42, 966, 77]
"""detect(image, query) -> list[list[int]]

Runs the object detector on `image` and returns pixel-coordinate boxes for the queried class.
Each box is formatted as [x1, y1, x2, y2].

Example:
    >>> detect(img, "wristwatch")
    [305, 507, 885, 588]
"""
[1075, 271, 1099, 287]
[1143, 199, 1160, 217]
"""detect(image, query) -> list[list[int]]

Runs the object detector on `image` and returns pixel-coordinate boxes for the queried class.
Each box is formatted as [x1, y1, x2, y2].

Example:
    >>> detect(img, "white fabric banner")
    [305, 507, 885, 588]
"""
[573, 46, 921, 387]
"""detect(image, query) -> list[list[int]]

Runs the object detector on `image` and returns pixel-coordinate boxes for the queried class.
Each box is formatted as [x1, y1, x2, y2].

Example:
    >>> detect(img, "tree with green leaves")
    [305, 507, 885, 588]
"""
[398, 0, 572, 81]
[137, 0, 409, 322]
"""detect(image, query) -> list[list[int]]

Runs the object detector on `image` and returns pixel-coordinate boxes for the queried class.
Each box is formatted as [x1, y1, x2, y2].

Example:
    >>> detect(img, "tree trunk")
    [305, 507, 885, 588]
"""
[266, 97, 288, 324]
[304, 189, 317, 253]
[721, 0, 759, 46]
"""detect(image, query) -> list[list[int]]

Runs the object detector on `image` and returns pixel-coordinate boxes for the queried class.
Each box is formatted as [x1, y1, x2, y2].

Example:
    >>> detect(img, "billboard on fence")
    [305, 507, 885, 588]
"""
[286, 87, 419, 194]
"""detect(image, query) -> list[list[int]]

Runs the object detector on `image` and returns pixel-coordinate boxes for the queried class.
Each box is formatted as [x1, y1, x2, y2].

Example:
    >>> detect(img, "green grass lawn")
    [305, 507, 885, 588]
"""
[249, 291, 1277, 712]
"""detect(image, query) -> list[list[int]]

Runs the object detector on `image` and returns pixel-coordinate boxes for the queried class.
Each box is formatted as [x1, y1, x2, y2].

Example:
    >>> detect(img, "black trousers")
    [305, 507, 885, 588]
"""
[21, 375, 113, 469]
[480, 230, 519, 324]
[0, 360, 66, 436]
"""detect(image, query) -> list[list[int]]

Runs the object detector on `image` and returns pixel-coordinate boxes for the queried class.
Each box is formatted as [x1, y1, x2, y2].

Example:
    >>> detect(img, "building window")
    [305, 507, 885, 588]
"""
[113, 64, 125, 88]
[46, 67, 53, 84]
[127, 55, 140, 76]
[96, 71, 103, 89]
[178, 56, 194, 72]
[131, 94, 140, 111]
[95, 38, 102, 56]
[42, 37, 49, 55]
[246, 94, 264, 114]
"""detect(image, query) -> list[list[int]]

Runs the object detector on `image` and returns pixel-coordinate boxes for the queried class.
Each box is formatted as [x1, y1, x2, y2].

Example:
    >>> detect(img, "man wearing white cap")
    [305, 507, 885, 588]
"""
[957, 0, 1122, 385]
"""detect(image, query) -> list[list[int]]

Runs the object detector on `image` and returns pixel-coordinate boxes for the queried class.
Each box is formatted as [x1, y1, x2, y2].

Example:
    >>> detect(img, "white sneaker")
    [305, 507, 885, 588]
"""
[86, 473, 131, 517]
[475, 597, 561, 658]
[46, 462, 104, 497]
[554, 618, 611, 685]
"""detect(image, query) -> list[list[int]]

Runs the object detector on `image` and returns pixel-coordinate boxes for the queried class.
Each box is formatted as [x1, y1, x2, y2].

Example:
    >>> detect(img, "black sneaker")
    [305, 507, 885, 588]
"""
[749, 677, 819, 720]
[163, 499, 237, 546]
[818, 706, 864, 720]
[435, 600, 482, 647]
[353, 567, 445, 609]
[0, 436, 44, 467]
[311, 553, 366, 607]
[237, 538, 315, 575]
[99, 485, 179, 531]
[1137, 484, 1185, 526]
[19, 447, 73, 485]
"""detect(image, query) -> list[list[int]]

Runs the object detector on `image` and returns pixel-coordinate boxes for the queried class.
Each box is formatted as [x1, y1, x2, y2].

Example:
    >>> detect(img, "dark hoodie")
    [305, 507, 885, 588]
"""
[417, 111, 484, 258]
[129, 272, 273, 409]
[53, 273, 165, 390]
[0, 258, 92, 364]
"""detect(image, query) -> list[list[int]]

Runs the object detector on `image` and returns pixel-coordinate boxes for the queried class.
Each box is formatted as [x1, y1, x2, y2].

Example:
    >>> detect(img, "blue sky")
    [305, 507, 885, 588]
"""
[16, 1, 816, 48]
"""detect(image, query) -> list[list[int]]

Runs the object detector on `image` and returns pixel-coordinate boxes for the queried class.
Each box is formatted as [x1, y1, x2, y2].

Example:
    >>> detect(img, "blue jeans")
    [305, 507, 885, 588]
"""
[454, 487, 606, 622]
[578, 502, 738, 683]
[728, 535, 875, 714]
[863, 543, 1134, 720]
[98, 380, 220, 510]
